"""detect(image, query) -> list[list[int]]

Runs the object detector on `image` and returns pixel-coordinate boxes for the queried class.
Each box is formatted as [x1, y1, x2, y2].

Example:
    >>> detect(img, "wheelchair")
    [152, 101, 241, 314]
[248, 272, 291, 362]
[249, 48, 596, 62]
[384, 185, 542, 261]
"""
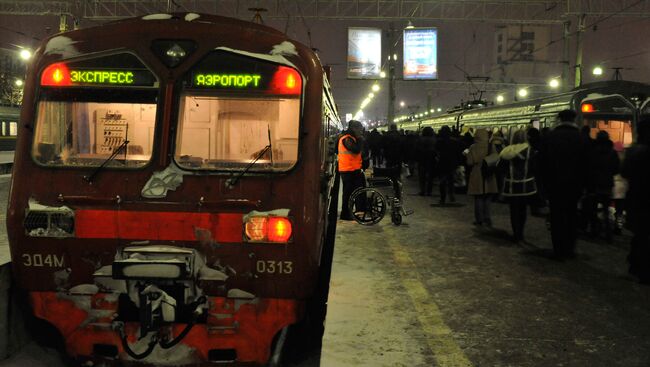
[347, 166, 413, 226]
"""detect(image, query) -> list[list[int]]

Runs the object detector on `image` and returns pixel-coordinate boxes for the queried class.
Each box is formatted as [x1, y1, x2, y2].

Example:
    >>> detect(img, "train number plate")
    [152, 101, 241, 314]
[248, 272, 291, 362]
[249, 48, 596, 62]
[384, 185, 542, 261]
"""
[21, 253, 65, 268]
[256, 260, 293, 275]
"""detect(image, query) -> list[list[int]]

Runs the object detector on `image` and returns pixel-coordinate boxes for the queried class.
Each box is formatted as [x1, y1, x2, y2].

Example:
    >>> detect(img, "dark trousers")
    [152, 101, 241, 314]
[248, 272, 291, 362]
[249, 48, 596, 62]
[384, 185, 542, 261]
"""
[584, 193, 612, 240]
[439, 171, 455, 203]
[508, 196, 530, 241]
[340, 170, 365, 219]
[473, 194, 492, 225]
[418, 162, 434, 195]
[549, 195, 579, 257]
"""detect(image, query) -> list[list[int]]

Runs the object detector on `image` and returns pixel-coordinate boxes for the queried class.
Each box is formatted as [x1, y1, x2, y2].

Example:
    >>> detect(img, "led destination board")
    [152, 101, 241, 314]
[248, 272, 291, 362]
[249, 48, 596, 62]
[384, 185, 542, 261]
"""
[41, 64, 156, 87]
[188, 51, 301, 95]
[194, 74, 262, 88]
[70, 70, 135, 84]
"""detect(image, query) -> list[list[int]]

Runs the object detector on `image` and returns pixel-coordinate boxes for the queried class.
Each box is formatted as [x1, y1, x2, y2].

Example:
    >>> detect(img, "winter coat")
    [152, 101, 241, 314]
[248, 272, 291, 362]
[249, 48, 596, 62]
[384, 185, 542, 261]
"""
[415, 135, 438, 166]
[541, 122, 587, 199]
[436, 137, 464, 173]
[466, 129, 498, 195]
[621, 144, 650, 233]
[585, 138, 619, 195]
[382, 131, 403, 167]
[499, 143, 537, 197]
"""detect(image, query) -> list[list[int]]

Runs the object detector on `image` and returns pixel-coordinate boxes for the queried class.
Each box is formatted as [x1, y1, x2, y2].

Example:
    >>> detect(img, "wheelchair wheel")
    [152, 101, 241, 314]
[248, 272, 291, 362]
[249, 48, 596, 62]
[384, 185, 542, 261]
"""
[348, 187, 387, 225]
[391, 212, 403, 226]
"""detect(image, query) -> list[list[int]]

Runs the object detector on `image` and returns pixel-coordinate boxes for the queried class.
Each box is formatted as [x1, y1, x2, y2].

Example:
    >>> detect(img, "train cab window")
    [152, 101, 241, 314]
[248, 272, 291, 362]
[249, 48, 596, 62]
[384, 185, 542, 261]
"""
[174, 51, 301, 171]
[32, 53, 158, 167]
[584, 118, 633, 146]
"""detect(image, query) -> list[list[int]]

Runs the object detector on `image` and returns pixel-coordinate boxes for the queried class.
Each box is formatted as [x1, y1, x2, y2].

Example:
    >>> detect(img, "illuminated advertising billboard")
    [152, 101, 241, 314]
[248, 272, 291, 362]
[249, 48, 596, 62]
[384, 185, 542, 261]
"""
[347, 28, 382, 79]
[403, 28, 438, 80]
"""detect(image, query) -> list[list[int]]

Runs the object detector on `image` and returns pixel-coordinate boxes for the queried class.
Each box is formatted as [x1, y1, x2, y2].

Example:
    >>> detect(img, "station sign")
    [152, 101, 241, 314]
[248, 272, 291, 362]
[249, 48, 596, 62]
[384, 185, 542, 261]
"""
[403, 28, 438, 80]
[347, 28, 382, 79]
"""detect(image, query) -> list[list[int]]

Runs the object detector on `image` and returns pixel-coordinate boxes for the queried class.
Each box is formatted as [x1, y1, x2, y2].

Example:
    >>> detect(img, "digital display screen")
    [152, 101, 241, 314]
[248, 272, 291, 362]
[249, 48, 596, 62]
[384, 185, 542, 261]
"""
[403, 28, 438, 80]
[188, 51, 301, 95]
[40, 53, 157, 88]
[194, 74, 262, 88]
[347, 28, 382, 79]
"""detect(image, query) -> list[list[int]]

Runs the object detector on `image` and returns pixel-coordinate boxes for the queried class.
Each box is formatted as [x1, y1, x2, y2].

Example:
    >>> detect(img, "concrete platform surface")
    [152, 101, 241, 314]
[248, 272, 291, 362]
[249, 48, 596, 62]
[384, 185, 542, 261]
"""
[320, 178, 650, 367]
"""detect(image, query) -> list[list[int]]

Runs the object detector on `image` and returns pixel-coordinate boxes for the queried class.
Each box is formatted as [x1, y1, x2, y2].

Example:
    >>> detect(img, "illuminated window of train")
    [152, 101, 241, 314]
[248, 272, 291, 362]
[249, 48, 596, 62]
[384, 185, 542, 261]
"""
[583, 118, 633, 146]
[174, 51, 301, 171]
[32, 53, 158, 167]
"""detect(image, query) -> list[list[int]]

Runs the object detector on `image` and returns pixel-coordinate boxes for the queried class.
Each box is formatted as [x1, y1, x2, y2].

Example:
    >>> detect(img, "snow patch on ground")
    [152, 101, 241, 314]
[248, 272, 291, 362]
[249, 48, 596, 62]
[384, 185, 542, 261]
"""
[185, 13, 200, 21]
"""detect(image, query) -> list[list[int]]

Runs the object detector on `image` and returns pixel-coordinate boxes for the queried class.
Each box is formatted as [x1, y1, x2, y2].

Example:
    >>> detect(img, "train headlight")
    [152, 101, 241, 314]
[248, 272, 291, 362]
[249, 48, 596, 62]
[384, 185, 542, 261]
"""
[244, 216, 292, 243]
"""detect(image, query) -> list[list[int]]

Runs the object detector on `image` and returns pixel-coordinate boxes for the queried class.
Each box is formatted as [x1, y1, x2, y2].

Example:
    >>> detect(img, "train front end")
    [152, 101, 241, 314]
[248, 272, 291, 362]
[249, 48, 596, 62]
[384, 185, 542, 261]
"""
[7, 13, 336, 365]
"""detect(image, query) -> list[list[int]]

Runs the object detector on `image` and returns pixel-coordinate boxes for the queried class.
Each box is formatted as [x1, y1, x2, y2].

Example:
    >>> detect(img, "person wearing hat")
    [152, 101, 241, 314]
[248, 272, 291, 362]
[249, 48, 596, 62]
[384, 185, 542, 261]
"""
[338, 120, 366, 220]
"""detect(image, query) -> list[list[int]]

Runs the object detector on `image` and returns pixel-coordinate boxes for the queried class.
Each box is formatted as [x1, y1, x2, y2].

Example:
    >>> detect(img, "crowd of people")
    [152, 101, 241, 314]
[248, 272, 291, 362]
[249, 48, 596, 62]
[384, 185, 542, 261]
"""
[337, 111, 650, 284]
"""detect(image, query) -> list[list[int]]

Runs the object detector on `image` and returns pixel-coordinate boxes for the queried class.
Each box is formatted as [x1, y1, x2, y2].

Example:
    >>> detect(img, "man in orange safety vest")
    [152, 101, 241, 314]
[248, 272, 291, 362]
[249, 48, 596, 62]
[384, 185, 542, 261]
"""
[338, 120, 366, 220]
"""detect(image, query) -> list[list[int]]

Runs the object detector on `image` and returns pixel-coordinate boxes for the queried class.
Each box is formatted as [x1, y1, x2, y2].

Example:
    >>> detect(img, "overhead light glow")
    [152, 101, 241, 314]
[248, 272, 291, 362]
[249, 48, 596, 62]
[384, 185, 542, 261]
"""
[437, 108, 442, 112]
[372, 84, 380, 92]
[380, 71, 386, 78]
[19, 49, 31, 60]
[548, 78, 560, 88]
[14, 79, 23, 87]
[517, 88, 528, 98]
[496, 95, 505, 103]
[592, 66, 603, 76]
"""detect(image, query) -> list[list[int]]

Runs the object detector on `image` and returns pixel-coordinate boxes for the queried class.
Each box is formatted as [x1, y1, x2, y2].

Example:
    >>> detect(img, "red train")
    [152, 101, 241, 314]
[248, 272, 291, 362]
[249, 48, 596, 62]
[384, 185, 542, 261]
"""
[8, 13, 342, 365]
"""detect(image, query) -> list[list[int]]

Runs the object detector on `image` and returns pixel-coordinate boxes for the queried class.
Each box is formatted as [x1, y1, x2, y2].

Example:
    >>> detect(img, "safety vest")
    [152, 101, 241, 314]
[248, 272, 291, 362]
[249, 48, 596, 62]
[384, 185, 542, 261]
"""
[338, 133, 362, 172]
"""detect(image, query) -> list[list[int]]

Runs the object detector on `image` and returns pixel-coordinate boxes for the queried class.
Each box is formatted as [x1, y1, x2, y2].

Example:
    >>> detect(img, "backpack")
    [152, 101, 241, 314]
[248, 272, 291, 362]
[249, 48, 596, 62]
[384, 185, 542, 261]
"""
[481, 144, 500, 178]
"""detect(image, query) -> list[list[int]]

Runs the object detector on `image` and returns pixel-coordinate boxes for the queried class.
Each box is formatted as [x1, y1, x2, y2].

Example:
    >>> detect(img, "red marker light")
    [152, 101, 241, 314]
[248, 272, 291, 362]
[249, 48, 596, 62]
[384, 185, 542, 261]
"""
[244, 216, 293, 243]
[267, 217, 292, 243]
[41, 63, 72, 86]
[581, 103, 595, 113]
[269, 66, 301, 95]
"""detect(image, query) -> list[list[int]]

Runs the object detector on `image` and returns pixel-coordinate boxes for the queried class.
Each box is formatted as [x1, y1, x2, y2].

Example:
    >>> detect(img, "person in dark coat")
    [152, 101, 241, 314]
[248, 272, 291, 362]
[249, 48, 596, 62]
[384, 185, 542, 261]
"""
[382, 124, 403, 169]
[403, 131, 419, 177]
[541, 109, 587, 259]
[415, 127, 437, 196]
[500, 129, 538, 243]
[584, 130, 619, 241]
[367, 128, 383, 167]
[436, 125, 463, 204]
[622, 118, 650, 283]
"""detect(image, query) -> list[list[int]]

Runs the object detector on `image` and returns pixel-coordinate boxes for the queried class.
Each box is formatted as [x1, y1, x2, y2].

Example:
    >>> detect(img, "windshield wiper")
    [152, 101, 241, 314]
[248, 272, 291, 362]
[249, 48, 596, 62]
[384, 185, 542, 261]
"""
[225, 127, 273, 189]
[84, 139, 129, 184]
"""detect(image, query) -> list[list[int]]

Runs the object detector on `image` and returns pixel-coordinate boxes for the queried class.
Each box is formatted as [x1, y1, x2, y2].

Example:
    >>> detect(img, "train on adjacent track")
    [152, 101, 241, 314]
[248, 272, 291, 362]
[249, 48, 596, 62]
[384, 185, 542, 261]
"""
[395, 80, 650, 145]
[0, 105, 19, 172]
[7, 13, 342, 366]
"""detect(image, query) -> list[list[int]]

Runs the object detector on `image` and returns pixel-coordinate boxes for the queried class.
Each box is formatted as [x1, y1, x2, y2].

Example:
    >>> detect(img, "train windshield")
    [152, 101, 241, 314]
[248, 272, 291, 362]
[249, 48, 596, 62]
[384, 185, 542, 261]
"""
[174, 50, 301, 171]
[32, 53, 158, 168]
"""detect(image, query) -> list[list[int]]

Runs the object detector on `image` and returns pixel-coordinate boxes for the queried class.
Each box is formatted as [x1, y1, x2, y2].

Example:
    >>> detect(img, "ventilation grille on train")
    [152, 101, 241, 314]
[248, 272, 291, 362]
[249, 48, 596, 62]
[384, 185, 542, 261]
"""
[24, 210, 74, 237]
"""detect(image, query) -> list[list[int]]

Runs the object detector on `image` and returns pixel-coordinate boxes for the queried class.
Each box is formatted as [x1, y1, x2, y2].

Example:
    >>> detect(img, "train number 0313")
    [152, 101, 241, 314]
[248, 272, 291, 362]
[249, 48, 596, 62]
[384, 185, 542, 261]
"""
[22, 253, 65, 267]
[256, 260, 293, 274]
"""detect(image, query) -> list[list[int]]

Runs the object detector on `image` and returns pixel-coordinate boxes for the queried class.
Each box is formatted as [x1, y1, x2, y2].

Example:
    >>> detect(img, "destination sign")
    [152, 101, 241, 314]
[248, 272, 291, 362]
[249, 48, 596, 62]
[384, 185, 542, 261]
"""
[194, 74, 262, 88]
[187, 51, 302, 95]
[41, 63, 156, 88]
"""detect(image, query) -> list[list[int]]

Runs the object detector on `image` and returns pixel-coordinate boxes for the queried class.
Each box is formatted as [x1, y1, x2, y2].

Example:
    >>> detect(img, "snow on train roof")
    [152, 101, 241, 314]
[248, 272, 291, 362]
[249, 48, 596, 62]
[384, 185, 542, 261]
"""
[44, 36, 81, 58]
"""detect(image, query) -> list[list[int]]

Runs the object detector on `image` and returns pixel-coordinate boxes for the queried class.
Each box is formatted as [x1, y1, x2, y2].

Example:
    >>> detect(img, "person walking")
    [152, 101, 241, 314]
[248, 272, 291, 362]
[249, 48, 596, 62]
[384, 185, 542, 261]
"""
[338, 120, 365, 221]
[541, 110, 587, 259]
[466, 128, 499, 226]
[622, 118, 650, 283]
[584, 131, 619, 242]
[436, 125, 464, 204]
[415, 127, 437, 196]
[499, 129, 538, 243]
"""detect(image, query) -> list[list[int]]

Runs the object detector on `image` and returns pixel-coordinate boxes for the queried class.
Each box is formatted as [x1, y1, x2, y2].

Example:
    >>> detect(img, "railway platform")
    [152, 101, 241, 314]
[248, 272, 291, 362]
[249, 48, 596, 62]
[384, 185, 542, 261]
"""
[1, 176, 650, 366]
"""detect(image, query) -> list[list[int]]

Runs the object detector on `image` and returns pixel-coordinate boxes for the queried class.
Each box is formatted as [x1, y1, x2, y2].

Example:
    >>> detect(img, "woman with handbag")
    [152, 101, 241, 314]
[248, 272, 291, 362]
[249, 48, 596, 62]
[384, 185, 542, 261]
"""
[466, 128, 499, 226]
[499, 129, 538, 243]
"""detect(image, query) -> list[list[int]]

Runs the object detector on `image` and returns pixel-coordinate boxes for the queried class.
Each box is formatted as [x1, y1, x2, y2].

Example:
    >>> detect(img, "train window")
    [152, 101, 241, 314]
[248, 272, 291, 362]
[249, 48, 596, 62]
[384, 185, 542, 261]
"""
[174, 51, 301, 171]
[584, 118, 633, 146]
[32, 53, 158, 167]
[9, 122, 17, 136]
